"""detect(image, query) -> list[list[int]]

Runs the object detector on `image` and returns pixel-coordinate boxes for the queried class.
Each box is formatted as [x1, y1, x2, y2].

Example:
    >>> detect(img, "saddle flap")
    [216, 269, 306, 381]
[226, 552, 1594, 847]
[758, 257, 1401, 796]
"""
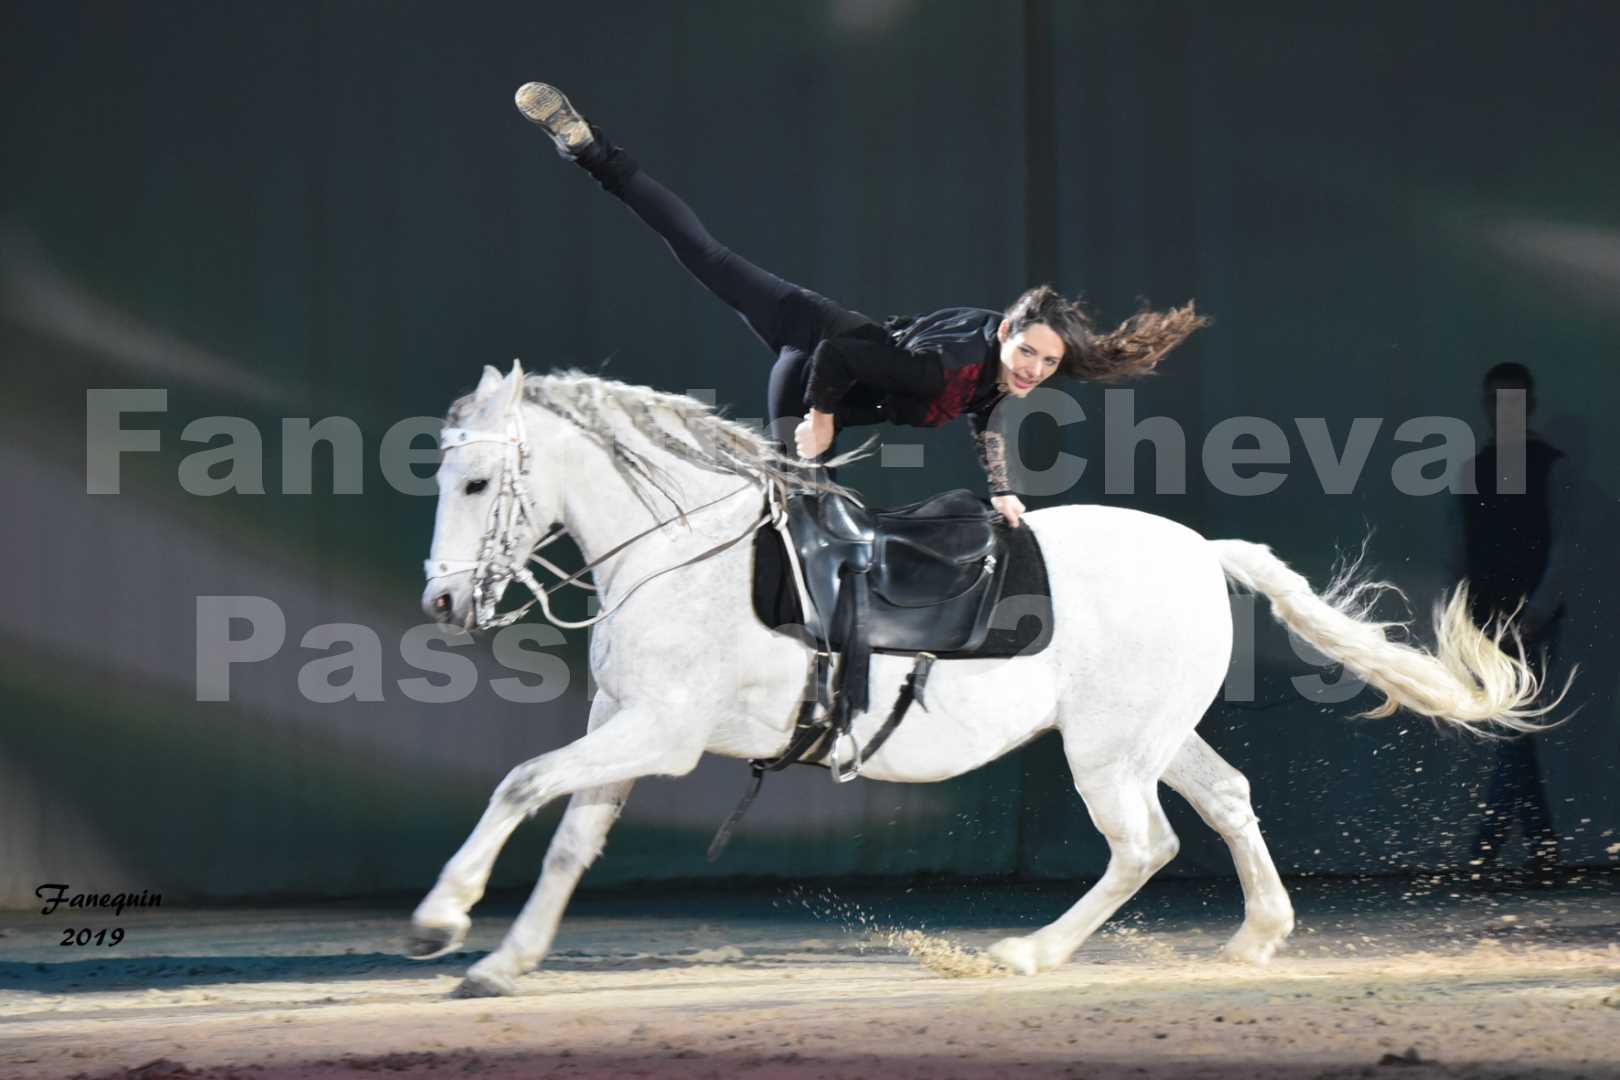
[870, 534, 992, 607]
[782, 488, 1004, 644]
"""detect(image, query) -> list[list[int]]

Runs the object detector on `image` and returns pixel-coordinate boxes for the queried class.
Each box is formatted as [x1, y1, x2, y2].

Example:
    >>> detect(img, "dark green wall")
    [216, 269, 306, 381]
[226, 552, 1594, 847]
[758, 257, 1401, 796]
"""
[2, 1, 1616, 905]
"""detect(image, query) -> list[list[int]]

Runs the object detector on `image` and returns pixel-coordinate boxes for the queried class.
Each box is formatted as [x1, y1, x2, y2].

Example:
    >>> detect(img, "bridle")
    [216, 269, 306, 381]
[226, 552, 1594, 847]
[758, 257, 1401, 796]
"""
[423, 410, 777, 632]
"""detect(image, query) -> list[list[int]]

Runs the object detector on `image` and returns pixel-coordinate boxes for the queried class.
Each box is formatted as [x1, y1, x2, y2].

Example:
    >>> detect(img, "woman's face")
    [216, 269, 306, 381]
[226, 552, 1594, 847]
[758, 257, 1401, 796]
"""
[996, 320, 1064, 396]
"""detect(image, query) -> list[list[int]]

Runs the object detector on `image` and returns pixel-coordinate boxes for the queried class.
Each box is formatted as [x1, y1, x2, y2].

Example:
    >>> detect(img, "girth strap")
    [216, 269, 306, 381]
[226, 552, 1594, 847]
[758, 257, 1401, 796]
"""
[703, 766, 765, 864]
[706, 659, 832, 862]
[706, 649, 937, 860]
[858, 652, 935, 767]
[814, 650, 833, 709]
[831, 565, 872, 729]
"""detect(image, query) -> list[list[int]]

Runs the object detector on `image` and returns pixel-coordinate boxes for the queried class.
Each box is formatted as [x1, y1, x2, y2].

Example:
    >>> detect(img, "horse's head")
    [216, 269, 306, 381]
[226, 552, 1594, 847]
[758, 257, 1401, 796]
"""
[422, 360, 565, 629]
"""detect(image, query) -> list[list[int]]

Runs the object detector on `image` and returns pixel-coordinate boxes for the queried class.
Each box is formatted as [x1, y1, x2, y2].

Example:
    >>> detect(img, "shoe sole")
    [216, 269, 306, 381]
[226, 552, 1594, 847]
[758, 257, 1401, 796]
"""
[514, 82, 592, 154]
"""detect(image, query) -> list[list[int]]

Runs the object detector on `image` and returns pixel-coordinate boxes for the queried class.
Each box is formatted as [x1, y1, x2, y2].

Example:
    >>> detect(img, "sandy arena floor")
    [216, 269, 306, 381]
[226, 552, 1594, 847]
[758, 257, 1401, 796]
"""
[2, 876, 1617, 1079]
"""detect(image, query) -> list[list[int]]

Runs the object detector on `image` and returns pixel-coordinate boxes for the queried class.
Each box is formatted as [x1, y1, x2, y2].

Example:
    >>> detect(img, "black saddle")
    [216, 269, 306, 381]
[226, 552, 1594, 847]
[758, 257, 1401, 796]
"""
[758, 488, 1051, 724]
[715, 488, 1055, 858]
[784, 489, 1005, 656]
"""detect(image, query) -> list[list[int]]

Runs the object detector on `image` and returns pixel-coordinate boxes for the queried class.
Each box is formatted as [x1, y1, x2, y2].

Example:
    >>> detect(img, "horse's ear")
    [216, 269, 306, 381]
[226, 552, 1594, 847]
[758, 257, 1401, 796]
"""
[476, 365, 503, 398]
[505, 358, 526, 408]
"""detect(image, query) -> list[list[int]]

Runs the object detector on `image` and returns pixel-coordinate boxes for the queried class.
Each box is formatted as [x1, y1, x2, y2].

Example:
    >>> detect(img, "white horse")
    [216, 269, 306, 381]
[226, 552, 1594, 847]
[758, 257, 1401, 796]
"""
[409, 361, 1556, 997]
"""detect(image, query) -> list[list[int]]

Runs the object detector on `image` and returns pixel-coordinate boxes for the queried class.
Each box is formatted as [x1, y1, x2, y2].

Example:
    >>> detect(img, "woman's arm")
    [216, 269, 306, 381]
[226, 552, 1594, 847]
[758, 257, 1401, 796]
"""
[970, 409, 1025, 526]
[969, 409, 1016, 497]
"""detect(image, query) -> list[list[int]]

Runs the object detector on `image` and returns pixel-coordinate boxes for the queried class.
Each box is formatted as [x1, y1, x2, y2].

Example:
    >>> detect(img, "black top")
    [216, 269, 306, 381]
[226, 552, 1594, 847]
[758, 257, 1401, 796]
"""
[802, 307, 1017, 495]
[1457, 435, 1565, 621]
[804, 306, 1006, 427]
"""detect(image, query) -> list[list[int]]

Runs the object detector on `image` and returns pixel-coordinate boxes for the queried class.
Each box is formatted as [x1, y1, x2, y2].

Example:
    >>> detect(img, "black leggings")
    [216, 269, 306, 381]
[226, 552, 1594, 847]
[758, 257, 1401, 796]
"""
[573, 130, 876, 449]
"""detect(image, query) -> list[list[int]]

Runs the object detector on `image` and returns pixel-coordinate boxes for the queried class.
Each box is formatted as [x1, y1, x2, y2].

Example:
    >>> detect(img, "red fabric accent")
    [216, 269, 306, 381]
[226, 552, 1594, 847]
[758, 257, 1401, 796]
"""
[921, 363, 984, 427]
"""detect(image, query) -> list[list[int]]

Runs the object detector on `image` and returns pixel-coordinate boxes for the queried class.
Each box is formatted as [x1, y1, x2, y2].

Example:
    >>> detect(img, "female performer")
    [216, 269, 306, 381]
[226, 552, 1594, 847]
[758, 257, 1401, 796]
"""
[516, 83, 1208, 526]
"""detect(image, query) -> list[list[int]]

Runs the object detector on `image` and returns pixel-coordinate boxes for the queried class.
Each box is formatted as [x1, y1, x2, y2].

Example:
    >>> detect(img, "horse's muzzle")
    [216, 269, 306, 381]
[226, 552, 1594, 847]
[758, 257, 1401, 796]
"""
[422, 584, 463, 625]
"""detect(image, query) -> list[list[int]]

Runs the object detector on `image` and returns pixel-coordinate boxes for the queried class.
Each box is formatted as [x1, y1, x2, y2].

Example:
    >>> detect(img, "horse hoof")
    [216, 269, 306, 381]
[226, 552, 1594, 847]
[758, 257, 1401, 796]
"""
[1222, 928, 1282, 965]
[454, 969, 518, 998]
[404, 914, 471, 960]
[987, 936, 1041, 976]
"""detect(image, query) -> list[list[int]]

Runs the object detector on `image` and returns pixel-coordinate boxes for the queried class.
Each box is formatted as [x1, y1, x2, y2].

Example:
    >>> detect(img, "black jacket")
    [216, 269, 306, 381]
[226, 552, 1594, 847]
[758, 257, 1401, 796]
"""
[803, 307, 1017, 495]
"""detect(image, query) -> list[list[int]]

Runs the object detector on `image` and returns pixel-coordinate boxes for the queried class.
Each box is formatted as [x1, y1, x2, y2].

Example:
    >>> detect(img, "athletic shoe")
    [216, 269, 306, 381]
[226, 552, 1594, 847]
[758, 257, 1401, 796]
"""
[514, 82, 594, 158]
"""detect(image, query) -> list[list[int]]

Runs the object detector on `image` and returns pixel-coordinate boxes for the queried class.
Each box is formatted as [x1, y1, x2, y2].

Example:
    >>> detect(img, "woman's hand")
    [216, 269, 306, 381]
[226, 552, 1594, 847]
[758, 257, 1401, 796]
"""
[991, 494, 1025, 528]
[794, 410, 836, 459]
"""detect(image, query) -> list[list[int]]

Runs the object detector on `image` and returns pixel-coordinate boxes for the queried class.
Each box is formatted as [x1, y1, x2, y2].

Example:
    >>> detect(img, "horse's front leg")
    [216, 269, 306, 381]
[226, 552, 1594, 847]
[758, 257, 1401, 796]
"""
[456, 778, 632, 996]
[406, 697, 705, 965]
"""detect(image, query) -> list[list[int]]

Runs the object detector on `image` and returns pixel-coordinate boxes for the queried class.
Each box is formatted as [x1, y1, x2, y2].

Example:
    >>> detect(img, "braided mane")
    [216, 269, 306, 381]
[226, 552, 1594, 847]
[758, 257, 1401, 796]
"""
[446, 369, 868, 517]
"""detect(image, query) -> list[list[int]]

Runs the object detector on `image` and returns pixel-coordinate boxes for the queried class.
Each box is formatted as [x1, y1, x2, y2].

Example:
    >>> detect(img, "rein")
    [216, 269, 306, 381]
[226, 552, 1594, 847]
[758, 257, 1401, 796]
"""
[424, 414, 775, 632]
[513, 483, 768, 630]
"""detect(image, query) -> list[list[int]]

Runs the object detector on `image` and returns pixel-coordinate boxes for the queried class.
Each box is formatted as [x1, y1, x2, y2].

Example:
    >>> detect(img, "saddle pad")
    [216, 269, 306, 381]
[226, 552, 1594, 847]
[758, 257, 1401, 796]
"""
[751, 512, 1054, 660]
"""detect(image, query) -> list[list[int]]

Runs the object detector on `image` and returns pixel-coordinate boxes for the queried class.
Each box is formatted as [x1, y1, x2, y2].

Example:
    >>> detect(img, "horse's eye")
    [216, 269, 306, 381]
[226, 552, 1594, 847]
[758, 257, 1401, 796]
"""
[464, 479, 488, 495]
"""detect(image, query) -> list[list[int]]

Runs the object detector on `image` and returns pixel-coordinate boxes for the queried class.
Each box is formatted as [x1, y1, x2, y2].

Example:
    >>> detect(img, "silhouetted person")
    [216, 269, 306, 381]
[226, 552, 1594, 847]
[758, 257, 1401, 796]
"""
[1452, 362, 1573, 871]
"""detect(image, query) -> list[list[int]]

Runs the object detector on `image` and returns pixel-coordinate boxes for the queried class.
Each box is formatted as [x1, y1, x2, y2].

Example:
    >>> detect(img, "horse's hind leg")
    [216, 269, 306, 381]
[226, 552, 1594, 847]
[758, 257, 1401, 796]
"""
[988, 763, 1180, 975]
[456, 779, 633, 997]
[1162, 733, 1294, 963]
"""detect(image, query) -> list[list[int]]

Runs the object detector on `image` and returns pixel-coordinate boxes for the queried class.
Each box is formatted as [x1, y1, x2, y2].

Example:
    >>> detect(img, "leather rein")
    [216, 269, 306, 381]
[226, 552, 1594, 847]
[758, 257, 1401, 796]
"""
[423, 414, 777, 632]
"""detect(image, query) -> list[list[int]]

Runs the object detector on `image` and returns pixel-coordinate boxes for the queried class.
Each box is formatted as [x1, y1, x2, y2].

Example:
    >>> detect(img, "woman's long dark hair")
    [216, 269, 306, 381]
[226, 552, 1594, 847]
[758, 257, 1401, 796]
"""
[1003, 284, 1210, 383]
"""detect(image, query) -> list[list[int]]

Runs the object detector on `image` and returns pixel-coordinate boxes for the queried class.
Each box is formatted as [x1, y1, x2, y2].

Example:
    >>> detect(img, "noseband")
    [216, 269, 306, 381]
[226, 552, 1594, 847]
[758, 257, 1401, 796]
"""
[422, 417, 560, 630]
